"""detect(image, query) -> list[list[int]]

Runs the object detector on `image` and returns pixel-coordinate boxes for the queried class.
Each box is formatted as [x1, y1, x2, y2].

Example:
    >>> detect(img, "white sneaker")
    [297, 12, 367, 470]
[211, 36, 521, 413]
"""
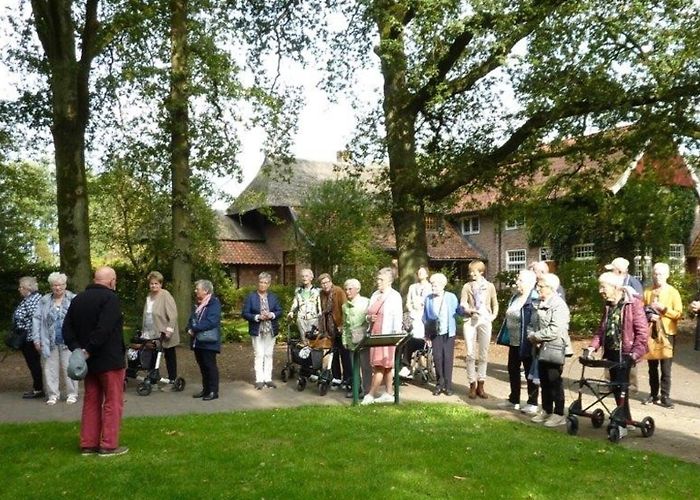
[46, 397, 58, 406]
[66, 395, 78, 405]
[520, 404, 539, 415]
[331, 378, 342, 386]
[398, 366, 411, 378]
[544, 414, 566, 427]
[531, 410, 549, 423]
[376, 392, 394, 404]
[360, 394, 375, 405]
[497, 400, 520, 410]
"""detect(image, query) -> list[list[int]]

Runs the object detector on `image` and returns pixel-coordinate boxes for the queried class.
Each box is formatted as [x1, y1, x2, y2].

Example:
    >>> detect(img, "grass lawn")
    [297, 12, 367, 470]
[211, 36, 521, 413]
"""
[2, 403, 697, 499]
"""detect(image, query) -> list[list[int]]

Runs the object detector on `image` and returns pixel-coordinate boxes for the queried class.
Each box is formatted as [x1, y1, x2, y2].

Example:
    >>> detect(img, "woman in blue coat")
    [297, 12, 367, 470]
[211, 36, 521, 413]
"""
[423, 273, 459, 396]
[242, 272, 283, 390]
[187, 279, 222, 401]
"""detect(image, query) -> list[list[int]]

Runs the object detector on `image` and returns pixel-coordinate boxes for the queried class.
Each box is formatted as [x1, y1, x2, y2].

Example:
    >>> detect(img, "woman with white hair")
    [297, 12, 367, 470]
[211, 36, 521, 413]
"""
[587, 271, 648, 426]
[13, 276, 44, 399]
[362, 267, 403, 404]
[31, 272, 77, 405]
[341, 278, 371, 397]
[642, 262, 682, 409]
[423, 272, 459, 396]
[496, 269, 539, 414]
[287, 268, 321, 340]
[527, 273, 572, 427]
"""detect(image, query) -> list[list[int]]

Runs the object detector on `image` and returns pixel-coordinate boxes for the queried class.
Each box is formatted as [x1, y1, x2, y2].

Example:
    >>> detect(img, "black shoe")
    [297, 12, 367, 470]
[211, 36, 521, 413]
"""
[23, 390, 45, 399]
[264, 381, 277, 389]
[444, 389, 454, 396]
[432, 386, 442, 396]
[641, 395, 658, 405]
[255, 382, 264, 390]
[202, 392, 219, 401]
[98, 446, 129, 457]
[658, 397, 675, 409]
[192, 390, 206, 398]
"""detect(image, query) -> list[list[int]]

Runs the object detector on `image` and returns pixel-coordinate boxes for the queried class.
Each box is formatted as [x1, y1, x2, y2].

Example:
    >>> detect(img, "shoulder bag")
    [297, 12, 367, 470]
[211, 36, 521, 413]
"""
[4, 327, 26, 351]
[538, 339, 566, 365]
[644, 320, 673, 360]
[424, 296, 445, 340]
[196, 327, 220, 343]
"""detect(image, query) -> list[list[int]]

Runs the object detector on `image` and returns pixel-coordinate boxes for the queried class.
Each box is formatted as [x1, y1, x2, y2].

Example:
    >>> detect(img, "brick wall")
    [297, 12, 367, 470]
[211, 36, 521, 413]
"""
[457, 213, 544, 283]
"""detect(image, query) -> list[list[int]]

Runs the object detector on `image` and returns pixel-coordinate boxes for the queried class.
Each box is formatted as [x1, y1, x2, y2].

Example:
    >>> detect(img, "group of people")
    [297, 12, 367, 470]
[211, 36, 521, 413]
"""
[8, 255, 688, 454]
[495, 257, 683, 430]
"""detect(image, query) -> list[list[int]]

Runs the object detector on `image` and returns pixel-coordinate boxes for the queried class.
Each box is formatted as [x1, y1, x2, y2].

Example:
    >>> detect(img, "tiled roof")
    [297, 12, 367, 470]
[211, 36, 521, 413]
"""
[219, 241, 280, 265]
[452, 151, 693, 214]
[376, 222, 484, 260]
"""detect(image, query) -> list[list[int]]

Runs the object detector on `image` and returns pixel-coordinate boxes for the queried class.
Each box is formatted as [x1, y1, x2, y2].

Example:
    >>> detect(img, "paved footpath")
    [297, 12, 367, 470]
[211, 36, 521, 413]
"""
[2, 340, 699, 464]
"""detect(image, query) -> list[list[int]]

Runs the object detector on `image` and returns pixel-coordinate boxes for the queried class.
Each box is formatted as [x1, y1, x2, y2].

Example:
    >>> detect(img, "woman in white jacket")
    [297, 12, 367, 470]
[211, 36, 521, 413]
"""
[31, 272, 77, 405]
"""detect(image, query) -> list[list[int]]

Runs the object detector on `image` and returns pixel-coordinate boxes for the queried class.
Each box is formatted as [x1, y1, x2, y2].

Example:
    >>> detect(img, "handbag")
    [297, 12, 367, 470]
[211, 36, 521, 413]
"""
[644, 321, 673, 360]
[538, 340, 566, 365]
[424, 318, 440, 340]
[496, 324, 510, 346]
[351, 326, 366, 344]
[195, 327, 219, 343]
[4, 327, 26, 350]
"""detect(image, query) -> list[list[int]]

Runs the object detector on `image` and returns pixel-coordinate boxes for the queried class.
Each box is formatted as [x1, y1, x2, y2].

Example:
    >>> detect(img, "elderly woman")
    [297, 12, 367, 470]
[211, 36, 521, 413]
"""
[527, 273, 572, 427]
[141, 271, 180, 383]
[242, 272, 283, 390]
[643, 262, 682, 409]
[423, 272, 459, 396]
[401, 266, 432, 378]
[461, 260, 498, 399]
[361, 267, 403, 405]
[287, 268, 321, 341]
[31, 273, 76, 405]
[587, 272, 648, 425]
[341, 278, 371, 398]
[187, 279, 222, 401]
[13, 276, 44, 399]
[496, 269, 539, 414]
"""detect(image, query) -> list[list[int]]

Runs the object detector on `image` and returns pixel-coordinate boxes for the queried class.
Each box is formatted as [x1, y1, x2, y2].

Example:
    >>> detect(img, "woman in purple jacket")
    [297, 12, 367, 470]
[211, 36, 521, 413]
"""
[587, 272, 648, 421]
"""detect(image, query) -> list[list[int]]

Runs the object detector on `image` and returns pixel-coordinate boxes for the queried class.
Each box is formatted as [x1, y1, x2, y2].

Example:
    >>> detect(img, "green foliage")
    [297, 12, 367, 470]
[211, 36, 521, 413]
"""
[3, 405, 700, 498]
[0, 161, 57, 271]
[527, 169, 697, 267]
[295, 178, 390, 289]
[557, 260, 603, 337]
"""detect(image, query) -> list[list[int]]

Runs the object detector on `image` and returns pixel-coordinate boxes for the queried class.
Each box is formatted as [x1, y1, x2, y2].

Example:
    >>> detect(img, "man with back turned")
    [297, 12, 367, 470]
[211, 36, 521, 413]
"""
[63, 266, 128, 456]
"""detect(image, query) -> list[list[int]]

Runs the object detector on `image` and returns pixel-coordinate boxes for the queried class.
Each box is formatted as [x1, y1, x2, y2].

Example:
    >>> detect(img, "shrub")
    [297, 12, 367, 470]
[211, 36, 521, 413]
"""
[557, 260, 601, 338]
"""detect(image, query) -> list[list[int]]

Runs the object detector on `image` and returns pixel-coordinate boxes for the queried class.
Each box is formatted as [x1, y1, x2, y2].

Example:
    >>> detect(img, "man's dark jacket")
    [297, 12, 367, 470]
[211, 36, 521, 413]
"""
[63, 284, 125, 373]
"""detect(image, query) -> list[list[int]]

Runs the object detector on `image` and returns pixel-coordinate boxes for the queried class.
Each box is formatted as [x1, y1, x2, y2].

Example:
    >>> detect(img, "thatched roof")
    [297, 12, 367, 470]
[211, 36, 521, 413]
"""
[216, 211, 262, 241]
[229, 158, 384, 215]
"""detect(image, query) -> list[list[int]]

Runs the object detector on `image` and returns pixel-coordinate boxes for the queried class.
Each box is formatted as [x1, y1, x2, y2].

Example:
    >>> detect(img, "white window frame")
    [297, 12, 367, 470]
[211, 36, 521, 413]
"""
[461, 216, 480, 235]
[504, 218, 525, 230]
[572, 243, 595, 260]
[506, 249, 527, 271]
[669, 243, 685, 274]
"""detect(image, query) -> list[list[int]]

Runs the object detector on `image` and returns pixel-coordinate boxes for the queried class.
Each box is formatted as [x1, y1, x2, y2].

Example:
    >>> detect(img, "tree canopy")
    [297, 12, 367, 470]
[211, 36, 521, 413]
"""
[319, 0, 700, 293]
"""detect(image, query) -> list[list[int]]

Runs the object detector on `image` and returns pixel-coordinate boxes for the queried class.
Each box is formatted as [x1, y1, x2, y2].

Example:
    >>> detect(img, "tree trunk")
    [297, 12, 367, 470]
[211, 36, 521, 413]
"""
[169, 0, 192, 331]
[374, 5, 429, 296]
[32, 1, 94, 291]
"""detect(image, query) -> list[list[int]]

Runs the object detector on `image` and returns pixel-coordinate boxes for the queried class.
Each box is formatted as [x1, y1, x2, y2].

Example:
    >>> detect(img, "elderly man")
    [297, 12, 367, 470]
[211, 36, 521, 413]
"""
[605, 257, 643, 296]
[341, 278, 371, 398]
[318, 273, 349, 388]
[63, 267, 127, 456]
[529, 261, 566, 300]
